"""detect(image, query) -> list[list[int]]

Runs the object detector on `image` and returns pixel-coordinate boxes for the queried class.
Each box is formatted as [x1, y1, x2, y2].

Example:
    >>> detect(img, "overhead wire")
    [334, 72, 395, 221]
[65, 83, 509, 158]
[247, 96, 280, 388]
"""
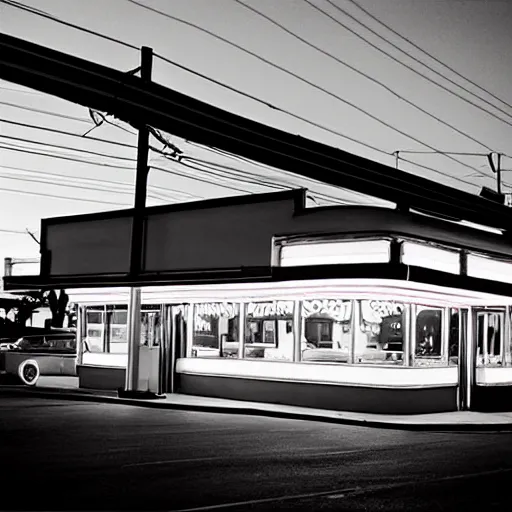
[0, 0, 139, 51]
[306, 0, 512, 128]
[124, 0, 483, 176]
[0, 100, 92, 124]
[0, 164, 184, 202]
[0, 183, 129, 206]
[2, 103, 486, 203]
[346, 0, 512, 113]
[2, 0, 488, 193]
[2, 1, 389, 157]
[0, 228, 29, 234]
[234, 0, 494, 179]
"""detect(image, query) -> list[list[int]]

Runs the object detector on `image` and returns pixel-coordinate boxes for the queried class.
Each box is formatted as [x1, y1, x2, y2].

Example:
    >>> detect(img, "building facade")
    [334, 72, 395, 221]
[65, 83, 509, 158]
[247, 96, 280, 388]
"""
[6, 189, 512, 414]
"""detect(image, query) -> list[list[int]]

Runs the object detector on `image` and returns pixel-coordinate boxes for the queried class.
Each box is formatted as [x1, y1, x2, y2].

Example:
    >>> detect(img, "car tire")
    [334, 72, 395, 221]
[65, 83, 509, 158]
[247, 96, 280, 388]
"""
[18, 359, 40, 386]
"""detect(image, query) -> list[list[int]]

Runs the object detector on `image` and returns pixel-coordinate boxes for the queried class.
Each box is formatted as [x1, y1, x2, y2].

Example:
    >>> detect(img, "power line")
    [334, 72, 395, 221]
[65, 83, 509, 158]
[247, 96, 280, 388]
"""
[3, 0, 487, 188]
[2, 0, 392, 157]
[0, 143, 137, 170]
[396, 150, 493, 156]
[0, 134, 136, 161]
[0, 164, 181, 202]
[346, 0, 512, 113]
[234, 0, 494, 171]
[0, 85, 45, 96]
[0, 0, 139, 51]
[0, 100, 92, 124]
[0, 77, 486, 200]
[0, 183, 129, 206]
[307, 0, 512, 129]
[125, 0, 482, 176]
[154, 53, 387, 157]
[0, 118, 137, 150]
[0, 228, 28, 234]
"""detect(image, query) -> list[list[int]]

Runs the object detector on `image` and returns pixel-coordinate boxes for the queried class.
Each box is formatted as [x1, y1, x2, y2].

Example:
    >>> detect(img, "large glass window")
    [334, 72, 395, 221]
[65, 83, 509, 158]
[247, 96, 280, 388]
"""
[244, 301, 294, 360]
[414, 306, 445, 366]
[300, 299, 352, 363]
[85, 307, 105, 353]
[356, 300, 405, 365]
[476, 311, 504, 366]
[192, 303, 239, 358]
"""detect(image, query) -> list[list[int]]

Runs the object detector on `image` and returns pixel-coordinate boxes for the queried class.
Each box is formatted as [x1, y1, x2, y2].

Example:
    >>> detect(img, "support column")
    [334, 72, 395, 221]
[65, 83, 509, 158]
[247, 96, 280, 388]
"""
[293, 300, 302, 362]
[124, 287, 142, 392]
[76, 305, 85, 367]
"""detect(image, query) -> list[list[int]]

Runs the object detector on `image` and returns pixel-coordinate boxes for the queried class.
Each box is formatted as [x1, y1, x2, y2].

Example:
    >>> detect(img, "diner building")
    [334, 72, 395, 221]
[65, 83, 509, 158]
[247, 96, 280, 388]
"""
[5, 188, 512, 414]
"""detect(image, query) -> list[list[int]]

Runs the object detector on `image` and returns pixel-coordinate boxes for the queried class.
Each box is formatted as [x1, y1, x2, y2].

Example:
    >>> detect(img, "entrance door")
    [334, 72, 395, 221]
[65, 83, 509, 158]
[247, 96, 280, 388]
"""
[159, 305, 188, 394]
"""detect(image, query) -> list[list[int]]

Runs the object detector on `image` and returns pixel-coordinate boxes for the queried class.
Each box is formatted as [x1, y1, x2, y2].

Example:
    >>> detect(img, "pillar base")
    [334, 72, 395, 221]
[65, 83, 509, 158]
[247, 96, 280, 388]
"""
[117, 388, 166, 400]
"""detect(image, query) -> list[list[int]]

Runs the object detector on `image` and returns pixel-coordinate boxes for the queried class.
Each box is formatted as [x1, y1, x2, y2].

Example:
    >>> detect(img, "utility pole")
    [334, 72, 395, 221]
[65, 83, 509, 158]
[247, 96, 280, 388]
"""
[497, 152, 502, 196]
[124, 46, 153, 396]
[130, 45, 153, 276]
[487, 152, 503, 195]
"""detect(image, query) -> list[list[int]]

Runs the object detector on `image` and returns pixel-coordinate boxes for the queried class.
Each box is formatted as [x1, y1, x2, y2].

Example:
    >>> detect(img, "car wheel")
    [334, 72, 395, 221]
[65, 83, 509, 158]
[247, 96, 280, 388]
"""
[18, 359, 40, 386]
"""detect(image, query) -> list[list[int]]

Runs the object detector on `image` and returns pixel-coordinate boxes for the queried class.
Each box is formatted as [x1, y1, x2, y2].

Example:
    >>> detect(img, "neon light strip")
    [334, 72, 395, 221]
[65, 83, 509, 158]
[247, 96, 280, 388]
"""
[176, 358, 458, 389]
[67, 278, 512, 307]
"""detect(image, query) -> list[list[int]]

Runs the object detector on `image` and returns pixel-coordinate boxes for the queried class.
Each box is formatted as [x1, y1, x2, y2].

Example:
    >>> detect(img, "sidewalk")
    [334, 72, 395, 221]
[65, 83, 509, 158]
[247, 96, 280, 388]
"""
[2, 377, 512, 431]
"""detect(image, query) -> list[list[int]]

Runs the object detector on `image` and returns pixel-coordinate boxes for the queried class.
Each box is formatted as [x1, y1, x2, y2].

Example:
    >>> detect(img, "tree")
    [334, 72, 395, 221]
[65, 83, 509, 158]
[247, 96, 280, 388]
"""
[46, 289, 69, 328]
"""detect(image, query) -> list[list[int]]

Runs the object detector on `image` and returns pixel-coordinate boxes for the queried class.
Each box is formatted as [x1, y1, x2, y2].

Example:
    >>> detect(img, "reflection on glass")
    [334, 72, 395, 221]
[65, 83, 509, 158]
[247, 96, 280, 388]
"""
[414, 307, 446, 367]
[192, 303, 239, 358]
[245, 301, 294, 360]
[300, 299, 352, 363]
[476, 311, 503, 366]
[448, 309, 459, 366]
[140, 309, 161, 348]
[356, 300, 404, 365]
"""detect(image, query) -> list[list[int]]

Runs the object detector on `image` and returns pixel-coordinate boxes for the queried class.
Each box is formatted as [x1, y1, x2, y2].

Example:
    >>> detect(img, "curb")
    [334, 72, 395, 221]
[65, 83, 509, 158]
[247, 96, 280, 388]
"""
[2, 386, 512, 432]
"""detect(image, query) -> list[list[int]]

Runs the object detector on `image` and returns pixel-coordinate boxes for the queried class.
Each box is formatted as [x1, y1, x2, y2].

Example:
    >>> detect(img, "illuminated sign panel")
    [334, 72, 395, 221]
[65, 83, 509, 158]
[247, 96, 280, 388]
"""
[401, 241, 459, 274]
[467, 254, 512, 284]
[280, 240, 391, 267]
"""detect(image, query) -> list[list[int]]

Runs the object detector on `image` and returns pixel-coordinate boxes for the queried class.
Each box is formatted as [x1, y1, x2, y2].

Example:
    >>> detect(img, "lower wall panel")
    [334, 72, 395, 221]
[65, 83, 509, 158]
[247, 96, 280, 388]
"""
[472, 385, 512, 411]
[77, 365, 126, 390]
[177, 374, 458, 414]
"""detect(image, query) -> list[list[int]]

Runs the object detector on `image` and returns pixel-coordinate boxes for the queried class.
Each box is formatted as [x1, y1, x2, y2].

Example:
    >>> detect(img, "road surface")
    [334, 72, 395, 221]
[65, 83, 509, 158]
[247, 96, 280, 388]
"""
[1, 393, 511, 511]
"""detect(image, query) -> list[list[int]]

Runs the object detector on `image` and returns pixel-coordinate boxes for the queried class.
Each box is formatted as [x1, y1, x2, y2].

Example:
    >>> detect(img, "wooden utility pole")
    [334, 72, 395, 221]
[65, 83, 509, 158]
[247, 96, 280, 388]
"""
[487, 152, 503, 195]
[130, 45, 153, 276]
[125, 46, 153, 395]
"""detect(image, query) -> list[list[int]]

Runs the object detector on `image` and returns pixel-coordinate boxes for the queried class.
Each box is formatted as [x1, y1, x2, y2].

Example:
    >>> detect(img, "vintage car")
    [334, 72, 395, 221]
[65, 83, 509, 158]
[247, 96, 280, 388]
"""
[0, 331, 77, 386]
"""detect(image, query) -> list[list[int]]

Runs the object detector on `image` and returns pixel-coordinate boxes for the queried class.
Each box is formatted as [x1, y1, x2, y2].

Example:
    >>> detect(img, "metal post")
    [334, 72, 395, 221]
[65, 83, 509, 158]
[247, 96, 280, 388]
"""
[76, 305, 85, 367]
[497, 153, 502, 195]
[122, 46, 152, 397]
[293, 300, 302, 362]
[238, 302, 246, 359]
[129, 46, 153, 277]
[125, 287, 142, 392]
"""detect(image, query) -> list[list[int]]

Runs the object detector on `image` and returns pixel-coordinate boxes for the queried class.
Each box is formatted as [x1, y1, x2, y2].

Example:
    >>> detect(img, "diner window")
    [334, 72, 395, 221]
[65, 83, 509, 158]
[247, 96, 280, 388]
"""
[414, 306, 445, 366]
[476, 311, 504, 366]
[85, 307, 106, 353]
[301, 299, 352, 363]
[192, 303, 239, 358]
[356, 300, 405, 365]
[140, 309, 162, 348]
[107, 307, 128, 354]
[449, 309, 460, 366]
[245, 301, 294, 361]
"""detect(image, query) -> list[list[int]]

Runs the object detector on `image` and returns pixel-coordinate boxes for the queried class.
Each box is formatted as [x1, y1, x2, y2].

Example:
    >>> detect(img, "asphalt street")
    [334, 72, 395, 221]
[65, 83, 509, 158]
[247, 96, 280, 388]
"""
[1, 393, 512, 511]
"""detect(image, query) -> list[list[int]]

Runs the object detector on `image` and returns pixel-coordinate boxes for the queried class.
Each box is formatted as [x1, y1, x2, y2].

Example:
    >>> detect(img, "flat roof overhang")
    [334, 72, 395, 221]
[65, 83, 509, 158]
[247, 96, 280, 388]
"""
[5, 262, 512, 303]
